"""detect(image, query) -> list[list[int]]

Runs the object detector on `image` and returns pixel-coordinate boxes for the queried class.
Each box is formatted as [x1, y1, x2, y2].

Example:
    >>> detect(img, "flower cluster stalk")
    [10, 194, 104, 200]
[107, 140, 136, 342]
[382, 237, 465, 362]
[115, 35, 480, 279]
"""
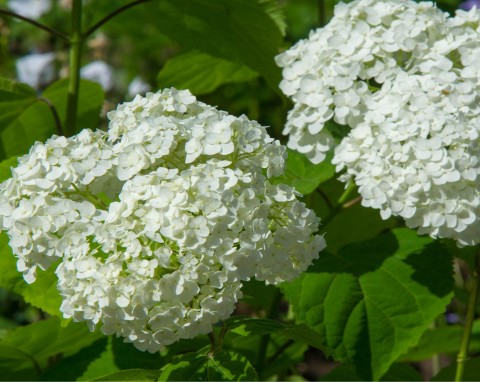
[65, 0, 83, 137]
[455, 251, 480, 382]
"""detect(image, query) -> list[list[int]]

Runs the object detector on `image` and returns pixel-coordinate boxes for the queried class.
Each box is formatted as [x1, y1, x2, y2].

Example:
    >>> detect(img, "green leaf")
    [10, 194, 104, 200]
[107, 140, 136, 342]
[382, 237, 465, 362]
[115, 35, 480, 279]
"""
[432, 356, 480, 381]
[93, 369, 159, 381]
[399, 320, 480, 362]
[225, 316, 326, 352]
[0, 232, 62, 317]
[0, 78, 43, 159]
[0, 79, 103, 158]
[0, 101, 55, 158]
[78, 336, 162, 381]
[321, 363, 423, 381]
[158, 348, 258, 381]
[155, 0, 283, 91]
[41, 78, 104, 134]
[0, 343, 40, 381]
[272, 149, 335, 195]
[0, 77, 37, 128]
[282, 228, 454, 381]
[158, 51, 258, 95]
[0, 317, 103, 379]
[240, 279, 278, 313]
[259, 0, 287, 36]
[40, 338, 109, 381]
[0, 156, 18, 182]
[221, 330, 307, 380]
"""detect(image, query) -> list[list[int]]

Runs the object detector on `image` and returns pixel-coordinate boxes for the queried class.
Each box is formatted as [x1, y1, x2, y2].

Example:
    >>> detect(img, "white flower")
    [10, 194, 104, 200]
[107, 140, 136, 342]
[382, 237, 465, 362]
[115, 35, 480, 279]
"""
[278, 0, 480, 246]
[80, 60, 114, 92]
[8, 0, 51, 19]
[334, 71, 480, 246]
[127, 76, 151, 98]
[0, 88, 325, 352]
[16, 52, 55, 90]
[276, 0, 449, 163]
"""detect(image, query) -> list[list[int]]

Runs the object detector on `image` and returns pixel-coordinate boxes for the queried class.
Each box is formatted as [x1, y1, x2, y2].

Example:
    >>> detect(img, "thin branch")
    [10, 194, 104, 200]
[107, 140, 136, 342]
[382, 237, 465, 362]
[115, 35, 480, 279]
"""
[268, 339, 294, 364]
[0, 8, 69, 41]
[318, 0, 326, 27]
[321, 182, 357, 228]
[316, 187, 333, 210]
[38, 97, 64, 136]
[82, 0, 155, 39]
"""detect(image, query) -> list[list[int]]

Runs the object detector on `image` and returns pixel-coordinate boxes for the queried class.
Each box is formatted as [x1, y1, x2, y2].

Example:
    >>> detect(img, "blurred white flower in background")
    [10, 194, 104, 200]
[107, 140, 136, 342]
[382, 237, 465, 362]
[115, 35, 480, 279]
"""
[80, 60, 114, 92]
[8, 0, 52, 19]
[127, 76, 151, 98]
[16, 52, 55, 90]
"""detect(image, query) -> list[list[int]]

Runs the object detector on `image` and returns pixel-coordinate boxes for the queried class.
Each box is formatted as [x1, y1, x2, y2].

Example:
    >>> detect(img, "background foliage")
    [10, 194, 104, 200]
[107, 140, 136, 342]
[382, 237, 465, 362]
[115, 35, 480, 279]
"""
[0, 0, 478, 381]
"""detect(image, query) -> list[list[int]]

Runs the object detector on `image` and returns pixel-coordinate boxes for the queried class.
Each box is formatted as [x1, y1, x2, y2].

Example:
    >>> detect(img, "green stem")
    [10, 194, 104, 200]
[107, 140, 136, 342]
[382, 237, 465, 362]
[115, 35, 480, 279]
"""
[38, 97, 64, 136]
[65, 0, 83, 137]
[82, 0, 155, 39]
[455, 250, 480, 382]
[0, 8, 69, 41]
[71, 184, 107, 210]
[256, 289, 282, 378]
[321, 182, 357, 228]
[208, 332, 217, 355]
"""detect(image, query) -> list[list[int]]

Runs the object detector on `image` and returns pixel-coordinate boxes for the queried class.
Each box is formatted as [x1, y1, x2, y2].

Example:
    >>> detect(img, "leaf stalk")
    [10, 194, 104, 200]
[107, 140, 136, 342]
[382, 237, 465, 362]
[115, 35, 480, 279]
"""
[0, 8, 69, 41]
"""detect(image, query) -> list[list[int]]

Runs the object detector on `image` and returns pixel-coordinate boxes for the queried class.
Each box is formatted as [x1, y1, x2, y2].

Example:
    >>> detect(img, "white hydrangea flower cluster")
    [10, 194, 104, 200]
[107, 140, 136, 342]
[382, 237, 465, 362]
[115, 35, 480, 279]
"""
[277, 0, 480, 246]
[0, 88, 325, 352]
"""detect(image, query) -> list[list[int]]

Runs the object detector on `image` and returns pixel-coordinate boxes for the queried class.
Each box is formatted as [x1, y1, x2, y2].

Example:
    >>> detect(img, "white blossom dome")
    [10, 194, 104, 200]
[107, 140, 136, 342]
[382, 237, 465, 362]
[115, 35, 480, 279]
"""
[277, 0, 480, 246]
[276, 0, 449, 164]
[0, 88, 325, 352]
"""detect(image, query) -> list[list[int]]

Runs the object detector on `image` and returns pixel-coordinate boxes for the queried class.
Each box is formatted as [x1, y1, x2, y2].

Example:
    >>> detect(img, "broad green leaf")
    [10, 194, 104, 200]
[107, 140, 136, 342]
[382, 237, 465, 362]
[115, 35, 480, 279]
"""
[225, 316, 326, 352]
[240, 279, 278, 313]
[312, 177, 397, 253]
[40, 338, 109, 381]
[0, 77, 37, 128]
[0, 156, 18, 181]
[272, 149, 335, 195]
[1, 101, 56, 158]
[154, 0, 283, 91]
[0, 79, 103, 158]
[259, 0, 287, 36]
[399, 320, 480, 362]
[0, 317, 103, 379]
[0, 343, 40, 381]
[282, 228, 454, 381]
[0, 316, 17, 340]
[93, 369, 159, 381]
[41, 78, 104, 134]
[158, 51, 258, 95]
[158, 348, 258, 381]
[0, 232, 62, 317]
[321, 363, 423, 381]
[79, 336, 162, 381]
[222, 330, 307, 380]
[432, 356, 480, 381]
